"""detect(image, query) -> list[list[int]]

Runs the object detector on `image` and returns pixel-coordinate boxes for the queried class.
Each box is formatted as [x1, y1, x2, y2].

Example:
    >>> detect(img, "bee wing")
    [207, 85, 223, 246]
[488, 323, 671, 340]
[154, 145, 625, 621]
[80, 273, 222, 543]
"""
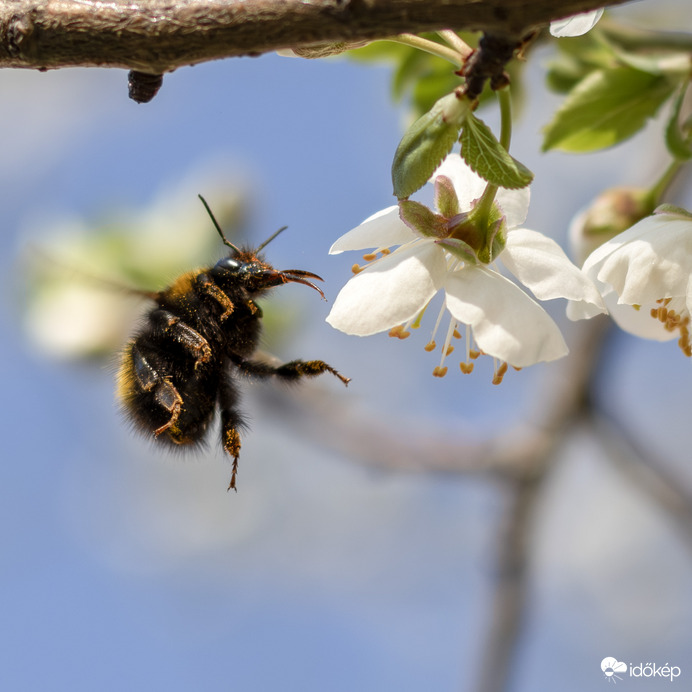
[27, 246, 160, 301]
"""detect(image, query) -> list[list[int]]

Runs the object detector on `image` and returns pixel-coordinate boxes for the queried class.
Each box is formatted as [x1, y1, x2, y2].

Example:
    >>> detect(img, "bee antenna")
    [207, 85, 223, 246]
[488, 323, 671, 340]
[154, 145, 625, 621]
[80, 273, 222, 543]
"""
[198, 194, 240, 253]
[255, 225, 288, 253]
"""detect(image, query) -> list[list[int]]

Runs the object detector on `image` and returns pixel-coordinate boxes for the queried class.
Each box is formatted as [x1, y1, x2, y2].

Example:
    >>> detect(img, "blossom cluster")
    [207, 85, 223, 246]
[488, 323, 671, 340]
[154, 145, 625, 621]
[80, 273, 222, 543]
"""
[325, 155, 692, 380]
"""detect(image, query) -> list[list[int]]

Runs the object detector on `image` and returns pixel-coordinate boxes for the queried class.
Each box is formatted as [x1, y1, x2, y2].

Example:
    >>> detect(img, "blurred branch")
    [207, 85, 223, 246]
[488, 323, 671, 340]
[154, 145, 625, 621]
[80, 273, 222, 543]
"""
[475, 473, 542, 692]
[0, 0, 629, 73]
[590, 411, 692, 552]
[269, 317, 611, 478]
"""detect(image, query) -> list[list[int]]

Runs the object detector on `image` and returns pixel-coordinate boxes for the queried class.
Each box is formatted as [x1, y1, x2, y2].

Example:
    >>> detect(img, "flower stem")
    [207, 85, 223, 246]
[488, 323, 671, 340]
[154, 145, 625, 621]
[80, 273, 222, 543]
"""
[384, 34, 463, 67]
[647, 158, 684, 206]
[473, 87, 513, 231]
[436, 31, 474, 59]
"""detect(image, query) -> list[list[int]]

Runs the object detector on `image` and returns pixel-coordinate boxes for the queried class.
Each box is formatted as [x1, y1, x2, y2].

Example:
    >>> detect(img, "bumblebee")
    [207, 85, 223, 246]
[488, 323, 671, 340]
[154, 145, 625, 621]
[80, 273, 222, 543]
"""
[116, 195, 349, 490]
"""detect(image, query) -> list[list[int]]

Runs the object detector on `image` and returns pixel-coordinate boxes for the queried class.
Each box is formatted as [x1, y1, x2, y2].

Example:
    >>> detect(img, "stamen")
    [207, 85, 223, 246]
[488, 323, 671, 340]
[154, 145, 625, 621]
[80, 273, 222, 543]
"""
[410, 306, 428, 330]
[363, 247, 392, 262]
[351, 264, 363, 274]
[649, 297, 691, 357]
[388, 325, 411, 339]
[453, 329, 461, 339]
[492, 361, 508, 385]
[426, 302, 447, 352]
[432, 366, 448, 377]
[436, 318, 458, 373]
[424, 341, 436, 352]
[460, 324, 473, 373]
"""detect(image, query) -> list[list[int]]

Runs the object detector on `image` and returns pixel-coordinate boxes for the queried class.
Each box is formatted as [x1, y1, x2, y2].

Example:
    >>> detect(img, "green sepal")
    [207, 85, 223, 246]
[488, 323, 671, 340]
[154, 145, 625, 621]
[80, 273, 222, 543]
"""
[654, 203, 692, 220]
[542, 65, 677, 152]
[434, 237, 478, 264]
[459, 114, 534, 189]
[398, 200, 448, 238]
[392, 92, 470, 199]
[434, 175, 460, 218]
[486, 218, 506, 264]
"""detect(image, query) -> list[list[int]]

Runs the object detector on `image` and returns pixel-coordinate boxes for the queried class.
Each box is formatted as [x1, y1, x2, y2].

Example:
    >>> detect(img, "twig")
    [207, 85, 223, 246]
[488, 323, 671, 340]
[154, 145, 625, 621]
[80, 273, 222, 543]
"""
[0, 0, 631, 73]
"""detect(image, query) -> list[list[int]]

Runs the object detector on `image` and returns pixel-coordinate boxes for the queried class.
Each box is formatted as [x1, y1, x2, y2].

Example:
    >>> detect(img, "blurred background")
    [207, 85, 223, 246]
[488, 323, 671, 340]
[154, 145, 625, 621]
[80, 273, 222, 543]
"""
[2, 2, 691, 690]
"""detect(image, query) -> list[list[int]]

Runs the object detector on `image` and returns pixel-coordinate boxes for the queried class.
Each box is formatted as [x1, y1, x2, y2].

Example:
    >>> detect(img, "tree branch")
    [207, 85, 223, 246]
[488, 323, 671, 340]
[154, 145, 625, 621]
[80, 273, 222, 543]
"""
[0, 0, 630, 74]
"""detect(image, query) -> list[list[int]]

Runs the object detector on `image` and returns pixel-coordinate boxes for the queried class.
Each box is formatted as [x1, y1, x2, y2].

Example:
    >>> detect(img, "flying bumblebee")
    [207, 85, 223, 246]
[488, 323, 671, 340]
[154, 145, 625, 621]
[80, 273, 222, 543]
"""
[116, 195, 350, 491]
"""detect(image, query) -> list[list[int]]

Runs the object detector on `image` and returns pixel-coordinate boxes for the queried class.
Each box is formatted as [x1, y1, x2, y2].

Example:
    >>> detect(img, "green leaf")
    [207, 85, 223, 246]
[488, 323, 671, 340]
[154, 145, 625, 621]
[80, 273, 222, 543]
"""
[392, 92, 470, 199]
[664, 83, 692, 160]
[545, 31, 616, 94]
[542, 65, 676, 152]
[459, 114, 533, 189]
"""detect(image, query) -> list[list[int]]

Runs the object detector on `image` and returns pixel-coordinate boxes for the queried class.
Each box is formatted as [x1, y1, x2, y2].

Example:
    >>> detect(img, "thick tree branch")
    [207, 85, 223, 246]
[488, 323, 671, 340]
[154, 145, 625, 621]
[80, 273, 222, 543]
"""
[0, 0, 630, 74]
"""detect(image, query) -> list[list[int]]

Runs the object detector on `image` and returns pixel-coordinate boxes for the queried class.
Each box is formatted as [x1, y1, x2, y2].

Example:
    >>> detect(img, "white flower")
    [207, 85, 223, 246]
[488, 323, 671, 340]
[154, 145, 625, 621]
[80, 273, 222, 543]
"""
[569, 208, 692, 356]
[327, 155, 606, 379]
[550, 9, 604, 38]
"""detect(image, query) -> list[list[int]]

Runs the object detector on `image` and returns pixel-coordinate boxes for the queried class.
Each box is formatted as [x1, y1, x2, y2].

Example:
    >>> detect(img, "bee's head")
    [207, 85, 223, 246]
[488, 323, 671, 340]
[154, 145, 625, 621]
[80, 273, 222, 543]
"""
[200, 195, 326, 299]
[212, 252, 325, 299]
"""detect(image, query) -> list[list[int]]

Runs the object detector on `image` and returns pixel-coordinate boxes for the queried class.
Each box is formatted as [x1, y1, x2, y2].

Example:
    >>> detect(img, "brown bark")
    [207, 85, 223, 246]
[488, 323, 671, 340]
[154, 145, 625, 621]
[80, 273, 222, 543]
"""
[0, 0, 630, 74]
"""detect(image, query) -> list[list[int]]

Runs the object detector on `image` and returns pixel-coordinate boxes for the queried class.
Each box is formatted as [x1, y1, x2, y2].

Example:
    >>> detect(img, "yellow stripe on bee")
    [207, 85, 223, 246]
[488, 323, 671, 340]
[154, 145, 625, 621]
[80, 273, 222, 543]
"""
[115, 340, 136, 404]
[162, 270, 203, 302]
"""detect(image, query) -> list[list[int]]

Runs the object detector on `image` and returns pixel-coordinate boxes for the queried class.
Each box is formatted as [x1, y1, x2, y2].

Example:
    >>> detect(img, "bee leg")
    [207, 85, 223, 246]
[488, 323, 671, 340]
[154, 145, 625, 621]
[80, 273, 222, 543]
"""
[218, 373, 246, 492]
[149, 309, 212, 368]
[194, 273, 235, 320]
[131, 344, 184, 436]
[233, 357, 351, 386]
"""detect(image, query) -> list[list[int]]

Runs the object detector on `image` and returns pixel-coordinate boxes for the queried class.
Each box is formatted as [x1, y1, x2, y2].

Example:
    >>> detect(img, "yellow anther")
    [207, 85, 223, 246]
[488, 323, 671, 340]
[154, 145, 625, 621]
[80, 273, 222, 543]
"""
[469, 349, 481, 360]
[453, 329, 461, 339]
[460, 362, 474, 374]
[424, 341, 436, 352]
[432, 366, 448, 378]
[351, 264, 362, 274]
[492, 362, 508, 385]
[388, 325, 410, 339]
[445, 344, 454, 356]
[362, 253, 377, 261]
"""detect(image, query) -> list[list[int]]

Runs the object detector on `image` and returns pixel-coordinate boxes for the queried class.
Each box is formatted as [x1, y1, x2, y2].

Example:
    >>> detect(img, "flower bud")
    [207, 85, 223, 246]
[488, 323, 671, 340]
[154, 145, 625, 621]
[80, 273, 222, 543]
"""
[569, 186, 655, 263]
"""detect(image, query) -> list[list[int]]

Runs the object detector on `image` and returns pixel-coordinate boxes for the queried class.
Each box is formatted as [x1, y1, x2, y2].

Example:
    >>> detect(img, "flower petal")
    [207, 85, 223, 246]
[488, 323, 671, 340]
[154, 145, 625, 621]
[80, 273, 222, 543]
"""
[584, 215, 692, 306]
[326, 240, 447, 335]
[502, 228, 606, 318]
[444, 266, 568, 367]
[550, 9, 603, 37]
[496, 186, 530, 228]
[329, 206, 416, 254]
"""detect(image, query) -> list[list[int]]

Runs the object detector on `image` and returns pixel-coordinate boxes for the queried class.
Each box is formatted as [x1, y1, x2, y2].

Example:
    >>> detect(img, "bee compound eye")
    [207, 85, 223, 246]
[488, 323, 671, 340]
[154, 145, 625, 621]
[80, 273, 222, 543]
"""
[214, 257, 242, 273]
